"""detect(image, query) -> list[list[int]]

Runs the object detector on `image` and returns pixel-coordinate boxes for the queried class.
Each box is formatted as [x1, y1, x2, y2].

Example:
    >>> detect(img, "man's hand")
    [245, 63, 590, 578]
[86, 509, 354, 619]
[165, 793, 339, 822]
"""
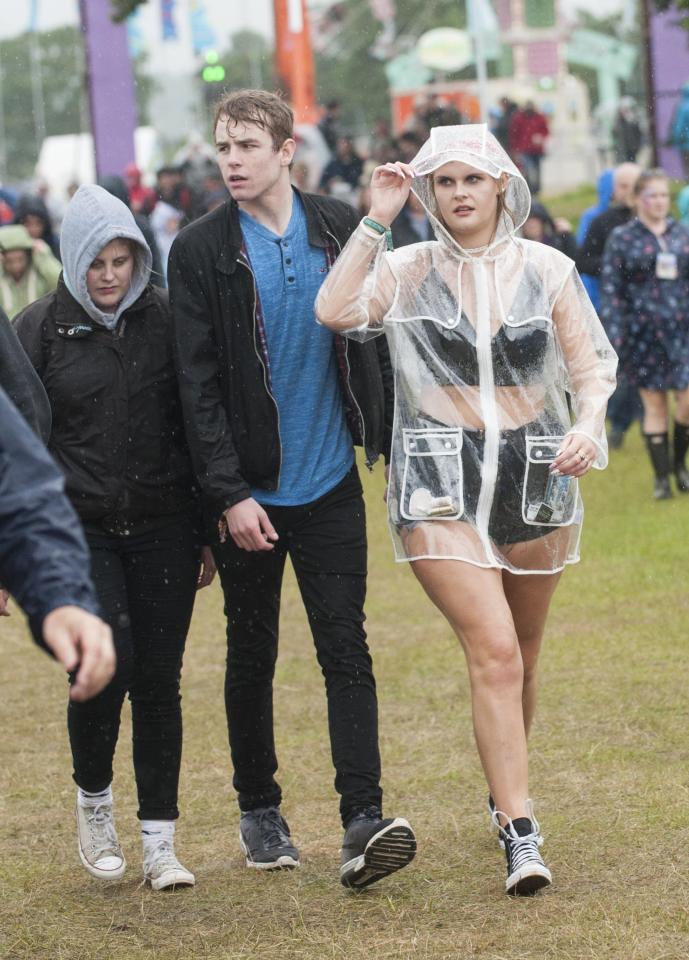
[223, 498, 279, 552]
[0, 588, 10, 617]
[42, 606, 115, 702]
[197, 546, 217, 589]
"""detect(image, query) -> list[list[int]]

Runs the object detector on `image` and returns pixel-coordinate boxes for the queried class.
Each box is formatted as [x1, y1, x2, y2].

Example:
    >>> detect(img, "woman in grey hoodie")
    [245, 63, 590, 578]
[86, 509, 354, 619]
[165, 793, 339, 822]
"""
[14, 184, 215, 891]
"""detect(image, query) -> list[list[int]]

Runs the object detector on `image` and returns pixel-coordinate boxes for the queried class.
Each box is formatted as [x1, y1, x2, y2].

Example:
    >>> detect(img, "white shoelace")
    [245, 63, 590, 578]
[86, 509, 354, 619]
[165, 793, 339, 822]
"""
[491, 799, 545, 870]
[143, 839, 182, 875]
[85, 803, 120, 861]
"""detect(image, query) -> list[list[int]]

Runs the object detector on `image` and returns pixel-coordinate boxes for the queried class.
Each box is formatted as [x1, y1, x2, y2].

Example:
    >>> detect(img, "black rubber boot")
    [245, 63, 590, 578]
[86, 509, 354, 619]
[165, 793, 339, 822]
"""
[673, 421, 689, 492]
[644, 432, 673, 500]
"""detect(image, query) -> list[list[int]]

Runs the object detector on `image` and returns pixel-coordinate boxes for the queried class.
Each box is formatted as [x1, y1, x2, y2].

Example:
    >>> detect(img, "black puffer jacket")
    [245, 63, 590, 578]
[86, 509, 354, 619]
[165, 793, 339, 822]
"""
[14, 280, 196, 527]
[168, 191, 394, 519]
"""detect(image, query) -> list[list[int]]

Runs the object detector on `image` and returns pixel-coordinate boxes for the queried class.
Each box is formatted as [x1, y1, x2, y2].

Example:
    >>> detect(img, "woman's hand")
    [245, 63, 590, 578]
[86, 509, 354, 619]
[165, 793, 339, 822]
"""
[196, 546, 217, 589]
[550, 434, 598, 477]
[383, 464, 390, 503]
[367, 162, 415, 228]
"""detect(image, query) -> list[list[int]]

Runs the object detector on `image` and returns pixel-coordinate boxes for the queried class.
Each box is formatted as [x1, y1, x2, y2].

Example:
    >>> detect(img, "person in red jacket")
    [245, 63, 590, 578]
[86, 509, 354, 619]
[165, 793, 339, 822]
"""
[124, 163, 157, 216]
[508, 102, 549, 195]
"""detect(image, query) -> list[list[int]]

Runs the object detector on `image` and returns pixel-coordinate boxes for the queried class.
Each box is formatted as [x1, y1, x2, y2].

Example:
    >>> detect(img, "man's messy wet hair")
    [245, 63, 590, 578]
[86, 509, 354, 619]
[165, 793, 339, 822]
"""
[213, 89, 294, 152]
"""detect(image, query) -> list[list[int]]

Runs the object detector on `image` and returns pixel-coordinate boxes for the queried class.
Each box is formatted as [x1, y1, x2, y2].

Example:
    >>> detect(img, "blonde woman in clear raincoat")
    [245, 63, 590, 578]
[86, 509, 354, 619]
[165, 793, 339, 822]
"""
[316, 125, 617, 896]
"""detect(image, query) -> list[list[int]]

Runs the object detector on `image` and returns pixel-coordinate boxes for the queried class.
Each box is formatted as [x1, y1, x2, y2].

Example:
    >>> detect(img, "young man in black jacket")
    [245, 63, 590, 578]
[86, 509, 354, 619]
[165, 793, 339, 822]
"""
[168, 90, 415, 890]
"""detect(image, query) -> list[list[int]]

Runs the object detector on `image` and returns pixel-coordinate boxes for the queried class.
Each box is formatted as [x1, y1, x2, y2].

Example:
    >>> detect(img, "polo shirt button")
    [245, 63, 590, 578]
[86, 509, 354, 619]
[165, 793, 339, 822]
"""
[285, 258, 292, 265]
[287, 277, 295, 282]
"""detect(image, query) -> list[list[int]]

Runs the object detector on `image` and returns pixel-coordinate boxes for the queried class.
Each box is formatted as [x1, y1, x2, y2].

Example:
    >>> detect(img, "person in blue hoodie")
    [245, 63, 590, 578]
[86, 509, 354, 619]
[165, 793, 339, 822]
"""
[677, 183, 689, 229]
[670, 83, 689, 178]
[577, 163, 642, 448]
[576, 168, 614, 310]
[14, 184, 215, 893]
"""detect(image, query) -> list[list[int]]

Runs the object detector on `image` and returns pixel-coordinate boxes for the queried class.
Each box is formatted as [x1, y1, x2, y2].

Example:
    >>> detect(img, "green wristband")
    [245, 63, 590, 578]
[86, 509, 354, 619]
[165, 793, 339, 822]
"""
[362, 217, 394, 251]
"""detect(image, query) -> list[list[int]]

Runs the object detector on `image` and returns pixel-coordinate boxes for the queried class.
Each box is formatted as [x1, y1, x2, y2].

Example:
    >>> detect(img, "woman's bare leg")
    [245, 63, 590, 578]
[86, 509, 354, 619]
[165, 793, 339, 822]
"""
[639, 388, 668, 433]
[502, 569, 561, 738]
[411, 559, 530, 821]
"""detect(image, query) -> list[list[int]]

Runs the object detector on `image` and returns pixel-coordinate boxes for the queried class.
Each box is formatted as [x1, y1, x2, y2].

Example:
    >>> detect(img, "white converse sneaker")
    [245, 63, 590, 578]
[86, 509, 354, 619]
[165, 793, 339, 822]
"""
[143, 839, 195, 891]
[76, 801, 126, 880]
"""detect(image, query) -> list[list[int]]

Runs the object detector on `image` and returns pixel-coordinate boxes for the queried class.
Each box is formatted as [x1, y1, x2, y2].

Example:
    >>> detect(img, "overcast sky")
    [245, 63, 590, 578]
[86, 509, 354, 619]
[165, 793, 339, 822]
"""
[0, 0, 273, 42]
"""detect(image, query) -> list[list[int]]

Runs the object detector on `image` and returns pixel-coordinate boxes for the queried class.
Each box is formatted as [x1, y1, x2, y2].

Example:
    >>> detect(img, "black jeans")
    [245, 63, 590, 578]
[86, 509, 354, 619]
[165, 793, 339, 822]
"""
[68, 516, 201, 820]
[214, 466, 382, 826]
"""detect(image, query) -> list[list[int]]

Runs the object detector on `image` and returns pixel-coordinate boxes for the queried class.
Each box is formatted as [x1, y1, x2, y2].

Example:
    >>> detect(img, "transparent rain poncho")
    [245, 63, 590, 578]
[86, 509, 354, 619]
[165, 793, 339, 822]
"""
[316, 125, 617, 574]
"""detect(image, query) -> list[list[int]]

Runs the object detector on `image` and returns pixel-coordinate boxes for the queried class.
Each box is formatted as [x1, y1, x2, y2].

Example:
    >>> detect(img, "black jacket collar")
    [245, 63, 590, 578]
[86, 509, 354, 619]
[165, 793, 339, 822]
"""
[216, 188, 332, 276]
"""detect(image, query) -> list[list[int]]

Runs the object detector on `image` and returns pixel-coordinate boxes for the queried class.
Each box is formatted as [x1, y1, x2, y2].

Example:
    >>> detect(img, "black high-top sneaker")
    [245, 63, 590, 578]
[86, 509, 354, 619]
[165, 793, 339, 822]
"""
[492, 802, 552, 896]
[488, 794, 544, 850]
[340, 807, 416, 890]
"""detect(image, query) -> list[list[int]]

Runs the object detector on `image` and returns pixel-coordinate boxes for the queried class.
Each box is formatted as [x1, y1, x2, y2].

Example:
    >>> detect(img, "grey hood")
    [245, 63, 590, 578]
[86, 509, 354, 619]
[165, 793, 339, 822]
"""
[60, 184, 152, 329]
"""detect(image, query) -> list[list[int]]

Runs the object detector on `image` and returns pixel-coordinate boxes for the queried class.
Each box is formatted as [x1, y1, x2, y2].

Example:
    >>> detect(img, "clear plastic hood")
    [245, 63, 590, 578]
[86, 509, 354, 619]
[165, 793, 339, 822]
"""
[409, 124, 532, 257]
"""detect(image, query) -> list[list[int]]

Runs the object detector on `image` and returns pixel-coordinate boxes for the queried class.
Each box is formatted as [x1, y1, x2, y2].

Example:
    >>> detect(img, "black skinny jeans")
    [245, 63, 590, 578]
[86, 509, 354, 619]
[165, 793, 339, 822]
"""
[68, 516, 201, 820]
[214, 466, 382, 827]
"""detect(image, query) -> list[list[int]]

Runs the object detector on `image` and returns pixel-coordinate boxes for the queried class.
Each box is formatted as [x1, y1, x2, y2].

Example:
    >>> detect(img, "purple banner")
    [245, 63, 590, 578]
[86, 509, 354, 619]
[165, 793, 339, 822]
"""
[649, 7, 689, 178]
[79, 0, 137, 180]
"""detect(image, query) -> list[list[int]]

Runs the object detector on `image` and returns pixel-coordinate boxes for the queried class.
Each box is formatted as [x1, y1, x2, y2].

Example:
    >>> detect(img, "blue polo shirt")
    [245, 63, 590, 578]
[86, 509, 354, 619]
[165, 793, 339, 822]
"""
[240, 192, 354, 506]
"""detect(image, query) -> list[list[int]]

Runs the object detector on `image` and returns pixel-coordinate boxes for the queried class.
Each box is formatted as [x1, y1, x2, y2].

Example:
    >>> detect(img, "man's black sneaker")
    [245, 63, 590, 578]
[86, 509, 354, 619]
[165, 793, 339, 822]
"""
[340, 809, 416, 890]
[491, 803, 551, 896]
[239, 807, 300, 870]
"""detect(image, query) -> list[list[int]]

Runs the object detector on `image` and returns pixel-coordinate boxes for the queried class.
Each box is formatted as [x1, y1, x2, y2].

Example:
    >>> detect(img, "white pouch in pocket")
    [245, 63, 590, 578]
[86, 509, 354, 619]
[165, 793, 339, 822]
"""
[400, 428, 464, 521]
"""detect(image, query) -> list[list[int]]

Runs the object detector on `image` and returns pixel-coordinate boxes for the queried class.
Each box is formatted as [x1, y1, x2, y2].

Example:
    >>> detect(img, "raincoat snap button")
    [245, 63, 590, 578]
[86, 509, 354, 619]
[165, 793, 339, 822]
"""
[535, 450, 543, 458]
[444, 441, 452, 449]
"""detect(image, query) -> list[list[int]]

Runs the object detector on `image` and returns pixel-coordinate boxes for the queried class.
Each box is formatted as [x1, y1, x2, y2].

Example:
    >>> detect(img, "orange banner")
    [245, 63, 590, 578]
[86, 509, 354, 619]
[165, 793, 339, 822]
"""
[273, 0, 317, 124]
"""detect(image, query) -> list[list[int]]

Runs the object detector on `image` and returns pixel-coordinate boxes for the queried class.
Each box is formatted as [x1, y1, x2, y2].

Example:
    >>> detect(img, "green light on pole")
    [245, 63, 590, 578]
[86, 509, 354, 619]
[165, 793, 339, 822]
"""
[202, 50, 225, 83]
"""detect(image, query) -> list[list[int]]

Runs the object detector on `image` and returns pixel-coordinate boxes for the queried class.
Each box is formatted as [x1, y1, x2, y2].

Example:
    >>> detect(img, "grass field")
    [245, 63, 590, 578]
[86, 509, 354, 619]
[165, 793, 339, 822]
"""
[2, 427, 689, 960]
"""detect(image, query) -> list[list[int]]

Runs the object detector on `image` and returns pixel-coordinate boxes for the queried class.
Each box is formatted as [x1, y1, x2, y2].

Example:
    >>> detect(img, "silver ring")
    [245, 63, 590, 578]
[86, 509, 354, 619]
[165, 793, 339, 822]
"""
[578, 452, 586, 462]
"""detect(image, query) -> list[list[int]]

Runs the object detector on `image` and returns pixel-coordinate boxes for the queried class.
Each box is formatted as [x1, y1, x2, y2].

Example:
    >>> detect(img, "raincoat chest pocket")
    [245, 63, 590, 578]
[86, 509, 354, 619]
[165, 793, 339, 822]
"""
[522, 436, 578, 526]
[400, 428, 464, 521]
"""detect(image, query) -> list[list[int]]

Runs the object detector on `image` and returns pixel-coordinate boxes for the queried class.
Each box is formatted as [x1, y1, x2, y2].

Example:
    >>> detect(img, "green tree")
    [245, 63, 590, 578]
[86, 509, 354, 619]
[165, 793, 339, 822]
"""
[652, 0, 689, 31]
[0, 27, 87, 180]
[314, 0, 465, 129]
[110, 0, 148, 22]
[0, 26, 154, 181]
[219, 30, 274, 93]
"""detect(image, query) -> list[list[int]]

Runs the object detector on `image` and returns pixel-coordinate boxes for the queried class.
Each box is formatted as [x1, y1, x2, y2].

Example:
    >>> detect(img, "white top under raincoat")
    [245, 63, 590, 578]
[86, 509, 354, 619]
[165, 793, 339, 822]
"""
[316, 125, 617, 574]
